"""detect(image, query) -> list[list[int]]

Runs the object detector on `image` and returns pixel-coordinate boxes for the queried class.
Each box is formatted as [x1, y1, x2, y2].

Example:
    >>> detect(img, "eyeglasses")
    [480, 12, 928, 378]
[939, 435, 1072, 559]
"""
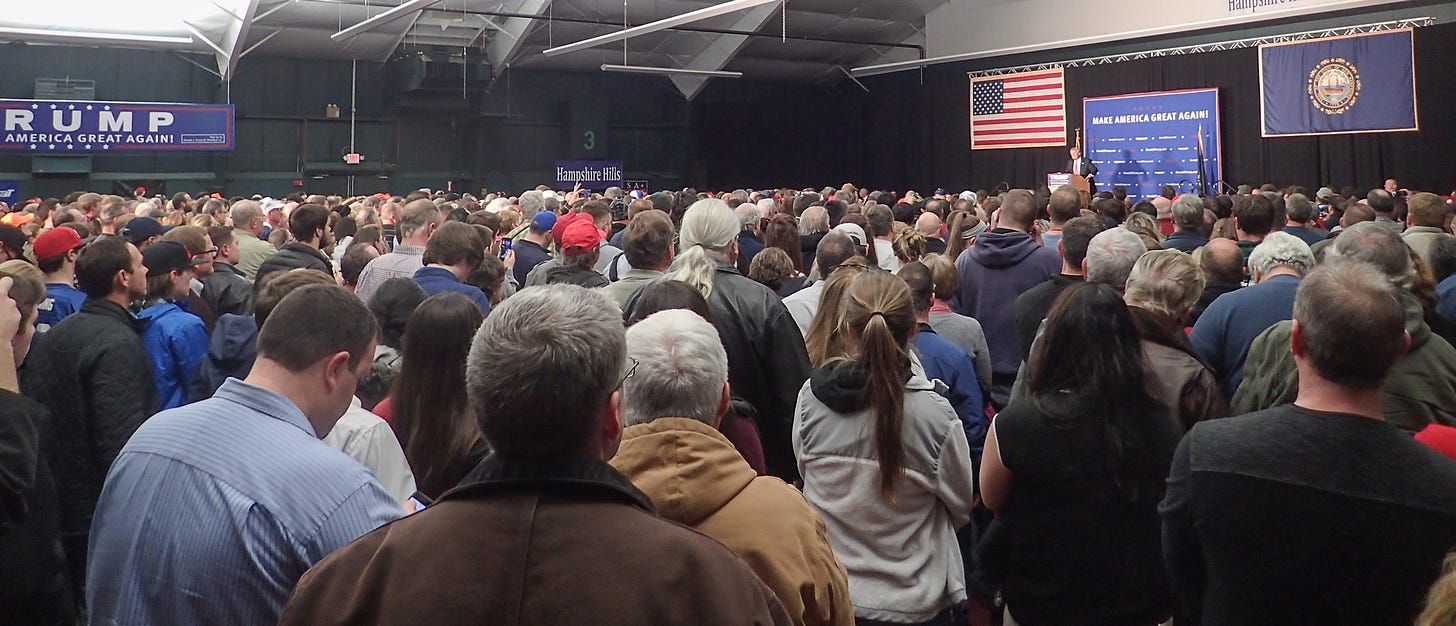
[193, 248, 219, 260]
[616, 357, 639, 390]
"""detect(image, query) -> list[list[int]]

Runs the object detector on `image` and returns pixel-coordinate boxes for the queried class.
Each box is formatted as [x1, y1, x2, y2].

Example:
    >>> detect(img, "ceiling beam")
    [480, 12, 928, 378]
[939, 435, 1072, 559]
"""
[217, 0, 263, 80]
[668, 2, 779, 100]
[486, 0, 552, 76]
[333, 0, 442, 41]
[540, 0, 781, 57]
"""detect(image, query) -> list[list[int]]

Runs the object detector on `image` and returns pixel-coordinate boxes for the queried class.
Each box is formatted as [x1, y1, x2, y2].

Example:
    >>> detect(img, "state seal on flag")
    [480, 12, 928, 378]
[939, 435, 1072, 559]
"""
[1308, 57, 1361, 115]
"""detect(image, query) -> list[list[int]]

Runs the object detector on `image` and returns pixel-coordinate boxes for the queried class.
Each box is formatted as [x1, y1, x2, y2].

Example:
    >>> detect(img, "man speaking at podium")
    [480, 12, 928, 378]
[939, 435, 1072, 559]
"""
[1067, 146, 1098, 193]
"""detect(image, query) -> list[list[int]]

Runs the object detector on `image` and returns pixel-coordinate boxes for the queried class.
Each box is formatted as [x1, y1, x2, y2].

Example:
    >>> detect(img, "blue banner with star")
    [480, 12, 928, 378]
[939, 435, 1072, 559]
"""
[1259, 29, 1417, 137]
[0, 99, 233, 151]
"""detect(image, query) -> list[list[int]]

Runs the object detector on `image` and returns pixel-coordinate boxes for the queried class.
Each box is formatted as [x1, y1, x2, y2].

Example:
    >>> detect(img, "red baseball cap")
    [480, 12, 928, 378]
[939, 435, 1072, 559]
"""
[33, 227, 83, 261]
[560, 217, 602, 255]
[551, 211, 587, 244]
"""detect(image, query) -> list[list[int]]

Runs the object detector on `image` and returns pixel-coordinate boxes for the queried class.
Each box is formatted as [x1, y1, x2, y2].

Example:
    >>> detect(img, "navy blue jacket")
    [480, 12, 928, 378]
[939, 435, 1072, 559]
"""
[912, 323, 988, 458]
[1163, 230, 1208, 254]
[412, 267, 492, 316]
[188, 313, 258, 404]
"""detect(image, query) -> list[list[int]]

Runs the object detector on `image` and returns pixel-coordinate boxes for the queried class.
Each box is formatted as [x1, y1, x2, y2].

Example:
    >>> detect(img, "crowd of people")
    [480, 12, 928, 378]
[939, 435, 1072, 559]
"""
[3, 178, 1456, 625]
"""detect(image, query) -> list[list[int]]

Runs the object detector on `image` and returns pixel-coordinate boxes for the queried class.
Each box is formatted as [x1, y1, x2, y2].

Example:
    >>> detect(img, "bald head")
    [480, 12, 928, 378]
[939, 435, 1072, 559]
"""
[398, 199, 442, 242]
[916, 212, 942, 238]
[1199, 238, 1244, 285]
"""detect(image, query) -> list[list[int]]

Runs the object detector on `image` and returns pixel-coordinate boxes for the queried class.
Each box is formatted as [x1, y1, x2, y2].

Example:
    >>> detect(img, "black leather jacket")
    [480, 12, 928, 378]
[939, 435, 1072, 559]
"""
[624, 263, 810, 481]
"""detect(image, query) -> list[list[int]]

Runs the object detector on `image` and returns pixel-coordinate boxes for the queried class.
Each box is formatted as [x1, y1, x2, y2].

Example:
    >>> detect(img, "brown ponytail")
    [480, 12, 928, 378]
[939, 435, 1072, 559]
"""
[804, 257, 869, 366]
[835, 269, 916, 499]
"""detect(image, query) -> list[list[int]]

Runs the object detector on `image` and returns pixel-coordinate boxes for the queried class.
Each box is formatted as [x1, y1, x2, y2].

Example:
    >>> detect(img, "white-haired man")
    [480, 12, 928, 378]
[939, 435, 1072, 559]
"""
[610, 310, 853, 626]
[1084, 227, 1147, 291]
[735, 202, 766, 275]
[1191, 231, 1314, 399]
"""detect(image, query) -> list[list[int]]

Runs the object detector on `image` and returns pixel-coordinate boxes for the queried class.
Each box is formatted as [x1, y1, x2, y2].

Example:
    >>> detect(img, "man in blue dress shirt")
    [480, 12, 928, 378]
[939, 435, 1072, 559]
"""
[87, 284, 402, 625]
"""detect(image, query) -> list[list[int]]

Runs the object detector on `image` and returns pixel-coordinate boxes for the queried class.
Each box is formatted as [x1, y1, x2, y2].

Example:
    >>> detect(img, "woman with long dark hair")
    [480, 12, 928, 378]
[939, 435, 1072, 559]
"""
[795, 269, 976, 625]
[762, 213, 805, 273]
[978, 282, 1181, 626]
[388, 292, 487, 499]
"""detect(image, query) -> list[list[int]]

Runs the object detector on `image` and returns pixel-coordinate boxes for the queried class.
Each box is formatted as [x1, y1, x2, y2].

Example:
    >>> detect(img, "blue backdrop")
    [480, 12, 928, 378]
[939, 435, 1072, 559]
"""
[1260, 29, 1416, 137]
[1084, 88, 1222, 199]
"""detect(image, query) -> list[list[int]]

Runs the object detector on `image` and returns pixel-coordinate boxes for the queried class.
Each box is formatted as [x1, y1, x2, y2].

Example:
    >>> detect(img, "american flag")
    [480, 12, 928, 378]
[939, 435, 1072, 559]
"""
[970, 68, 1067, 150]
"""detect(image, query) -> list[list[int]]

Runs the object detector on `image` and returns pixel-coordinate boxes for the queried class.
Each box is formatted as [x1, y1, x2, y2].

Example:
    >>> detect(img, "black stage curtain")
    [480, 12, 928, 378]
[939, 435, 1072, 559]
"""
[694, 22, 1456, 195]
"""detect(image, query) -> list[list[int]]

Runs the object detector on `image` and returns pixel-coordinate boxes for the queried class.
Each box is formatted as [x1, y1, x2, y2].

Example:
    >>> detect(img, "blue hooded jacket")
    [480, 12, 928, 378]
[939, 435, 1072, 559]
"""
[912, 323, 988, 459]
[138, 301, 209, 411]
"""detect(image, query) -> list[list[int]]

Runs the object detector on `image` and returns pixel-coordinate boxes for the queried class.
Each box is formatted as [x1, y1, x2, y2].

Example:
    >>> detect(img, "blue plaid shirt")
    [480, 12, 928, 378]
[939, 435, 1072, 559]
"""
[87, 378, 401, 625]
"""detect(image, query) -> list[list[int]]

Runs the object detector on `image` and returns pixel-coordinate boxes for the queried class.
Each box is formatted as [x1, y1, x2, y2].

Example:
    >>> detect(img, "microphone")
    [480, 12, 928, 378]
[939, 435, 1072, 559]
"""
[1179, 179, 1195, 193]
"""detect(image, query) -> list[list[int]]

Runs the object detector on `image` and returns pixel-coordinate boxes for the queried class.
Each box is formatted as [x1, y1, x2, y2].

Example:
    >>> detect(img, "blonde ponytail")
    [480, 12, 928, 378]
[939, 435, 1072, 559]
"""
[670, 199, 740, 299]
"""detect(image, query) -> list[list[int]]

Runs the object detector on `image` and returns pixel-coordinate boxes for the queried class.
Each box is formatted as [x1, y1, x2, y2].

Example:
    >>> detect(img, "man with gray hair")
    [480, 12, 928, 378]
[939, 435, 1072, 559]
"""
[1280, 194, 1326, 246]
[281, 286, 792, 625]
[783, 230, 858, 336]
[1084, 227, 1147, 290]
[735, 202, 766, 275]
[229, 200, 277, 280]
[1124, 250, 1226, 429]
[798, 205, 830, 274]
[1164, 195, 1209, 253]
[609, 310, 852, 626]
[517, 190, 545, 219]
[1192, 231, 1314, 398]
[1233, 222, 1456, 432]
[354, 199, 442, 304]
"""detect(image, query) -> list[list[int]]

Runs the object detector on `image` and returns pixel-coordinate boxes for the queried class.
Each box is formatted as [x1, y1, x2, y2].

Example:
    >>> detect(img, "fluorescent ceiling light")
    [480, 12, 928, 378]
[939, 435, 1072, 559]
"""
[0, 0, 218, 35]
[0, 26, 194, 45]
[544, 0, 781, 57]
[332, 0, 442, 42]
[601, 64, 742, 79]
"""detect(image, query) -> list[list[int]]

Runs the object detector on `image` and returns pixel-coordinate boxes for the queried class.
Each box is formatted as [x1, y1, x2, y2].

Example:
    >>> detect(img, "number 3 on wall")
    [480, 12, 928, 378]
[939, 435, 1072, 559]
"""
[583, 130, 596, 151]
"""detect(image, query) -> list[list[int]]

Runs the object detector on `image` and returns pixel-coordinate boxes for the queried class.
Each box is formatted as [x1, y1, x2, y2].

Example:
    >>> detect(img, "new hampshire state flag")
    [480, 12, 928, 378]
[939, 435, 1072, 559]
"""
[1259, 29, 1417, 137]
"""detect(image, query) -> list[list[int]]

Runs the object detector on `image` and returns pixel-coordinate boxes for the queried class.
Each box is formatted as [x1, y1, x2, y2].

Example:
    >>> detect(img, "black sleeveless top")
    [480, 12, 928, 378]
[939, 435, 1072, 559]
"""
[986, 393, 1179, 626]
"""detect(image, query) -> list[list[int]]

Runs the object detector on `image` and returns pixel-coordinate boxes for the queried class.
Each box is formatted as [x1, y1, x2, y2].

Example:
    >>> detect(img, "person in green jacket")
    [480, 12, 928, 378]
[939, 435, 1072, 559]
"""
[1232, 222, 1456, 433]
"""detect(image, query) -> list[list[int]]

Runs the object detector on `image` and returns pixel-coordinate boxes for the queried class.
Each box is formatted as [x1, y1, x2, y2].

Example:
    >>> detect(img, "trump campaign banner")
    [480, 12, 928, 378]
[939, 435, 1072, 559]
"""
[1259, 29, 1417, 137]
[1084, 88, 1222, 199]
[0, 99, 234, 151]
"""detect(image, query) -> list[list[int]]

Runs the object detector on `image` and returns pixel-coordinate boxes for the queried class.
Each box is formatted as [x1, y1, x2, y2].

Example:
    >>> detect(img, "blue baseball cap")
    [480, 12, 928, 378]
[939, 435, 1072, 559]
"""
[122, 216, 171, 245]
[529, 211, 557, 232]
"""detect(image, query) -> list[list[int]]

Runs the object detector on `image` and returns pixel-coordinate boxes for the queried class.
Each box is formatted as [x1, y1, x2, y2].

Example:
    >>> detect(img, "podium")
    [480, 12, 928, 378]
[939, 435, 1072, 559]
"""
[1046, 172, 1091, 208]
